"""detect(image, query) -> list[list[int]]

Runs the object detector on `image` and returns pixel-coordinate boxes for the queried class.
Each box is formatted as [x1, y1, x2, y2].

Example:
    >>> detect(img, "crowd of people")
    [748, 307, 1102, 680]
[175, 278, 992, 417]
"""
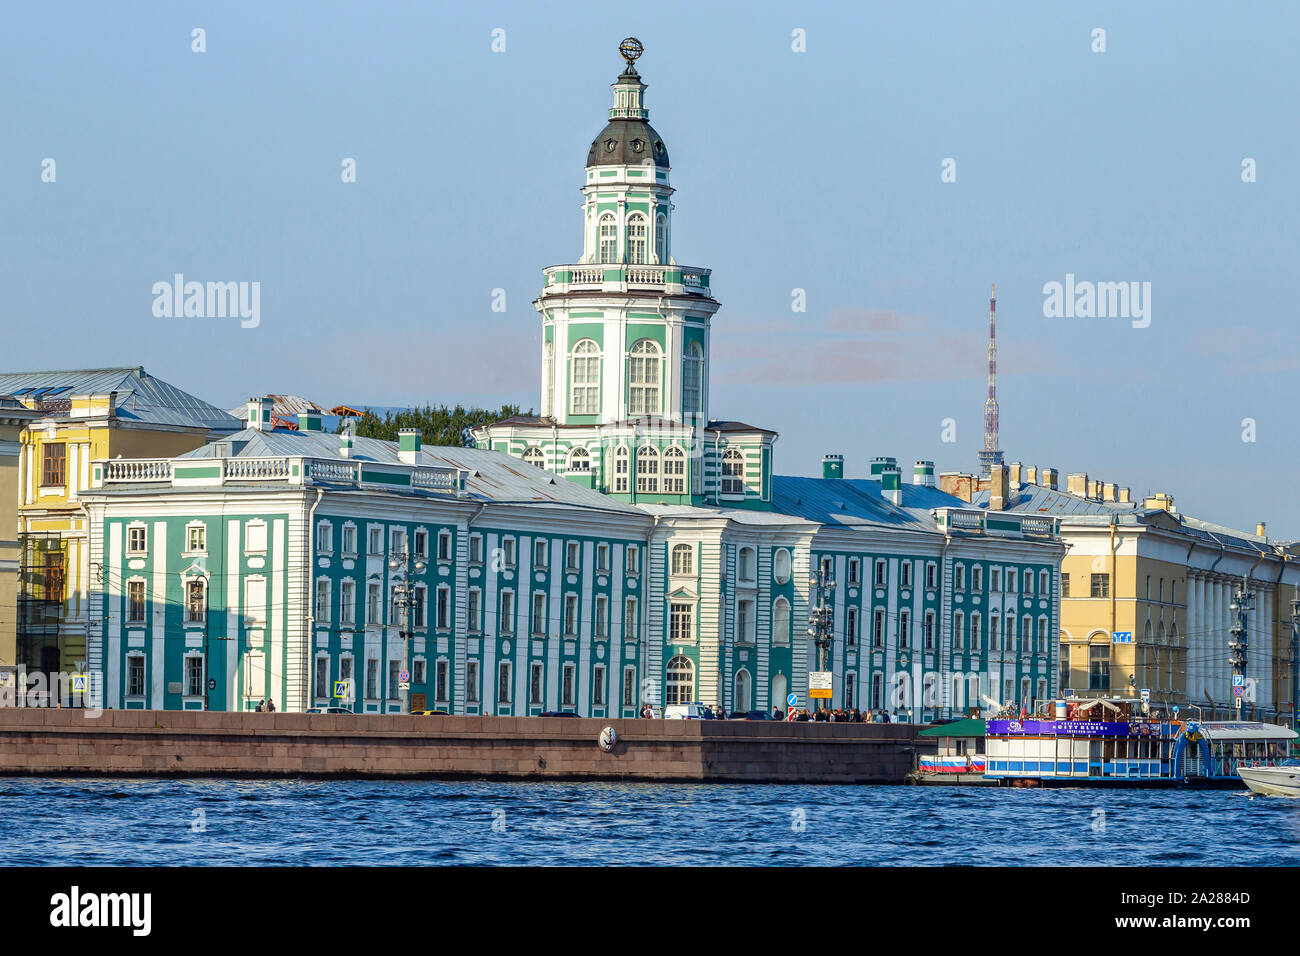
[779, 707, 908, 723]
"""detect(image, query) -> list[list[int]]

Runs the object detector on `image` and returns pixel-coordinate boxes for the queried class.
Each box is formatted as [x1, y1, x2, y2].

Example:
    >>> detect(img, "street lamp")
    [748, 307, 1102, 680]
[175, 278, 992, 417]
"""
[807, 567, 835, 712]
[388, 549, 427, 713]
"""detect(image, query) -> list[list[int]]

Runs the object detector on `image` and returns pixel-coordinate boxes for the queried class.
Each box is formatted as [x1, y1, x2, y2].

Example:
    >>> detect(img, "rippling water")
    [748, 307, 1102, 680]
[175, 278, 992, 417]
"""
[0, 778, 1294, 866]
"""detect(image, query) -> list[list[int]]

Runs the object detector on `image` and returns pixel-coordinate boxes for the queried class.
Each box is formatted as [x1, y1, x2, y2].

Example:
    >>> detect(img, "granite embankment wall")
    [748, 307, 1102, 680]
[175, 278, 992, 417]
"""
[0, 710, 926, 783]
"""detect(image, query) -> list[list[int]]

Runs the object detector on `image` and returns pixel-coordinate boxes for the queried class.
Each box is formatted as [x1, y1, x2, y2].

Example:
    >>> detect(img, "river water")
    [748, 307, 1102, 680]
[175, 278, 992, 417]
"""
[0, 778, 1294, 866]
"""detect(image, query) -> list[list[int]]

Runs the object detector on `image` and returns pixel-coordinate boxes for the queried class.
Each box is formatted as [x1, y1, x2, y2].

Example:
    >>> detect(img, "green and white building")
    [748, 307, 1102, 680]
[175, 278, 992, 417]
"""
[79, 43, 1067, 719]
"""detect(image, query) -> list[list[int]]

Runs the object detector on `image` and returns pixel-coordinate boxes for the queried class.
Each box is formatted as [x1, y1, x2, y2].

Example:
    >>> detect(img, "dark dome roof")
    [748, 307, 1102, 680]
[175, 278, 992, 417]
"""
[586, 119, 669, 168]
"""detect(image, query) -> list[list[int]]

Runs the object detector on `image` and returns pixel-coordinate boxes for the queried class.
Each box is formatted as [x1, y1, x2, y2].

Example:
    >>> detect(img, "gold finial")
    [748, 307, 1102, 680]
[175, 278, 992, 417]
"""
[619, 37, 644, 65]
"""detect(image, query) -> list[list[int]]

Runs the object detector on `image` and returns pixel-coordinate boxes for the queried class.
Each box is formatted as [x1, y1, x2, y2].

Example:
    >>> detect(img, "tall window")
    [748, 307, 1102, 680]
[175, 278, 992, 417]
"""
[734, 669, 752, 712]
[614, 446, 629, 493]
[315, 580, 330, 622]
[542, 340, 554, 417]
[721, 449, 745, 495]
[186, 579, 206, 624]
[669, 603, 693, 644]
[186, 656, 204, 697]
[1059, 642, 1070, 691]
[126, 580, 146, 624]
[627, 339, 661, 415]
[671, 544, 693, 576]
[738, 547, 756, 582]
[682, 342, 703, 418]
[655, 213, 667, 264]
[1091, 573, 1109, 597]
[636, 444, 660, 494]
[569, 339, 601, 414]
[567, 447, 591, 472]
[598, 213, 617, 263]
[665, 655, 694, 705]
[498, 662, 511, 704]
[593, 665, 606, 707]
[1089, 643, 1110, 691]
[522, 446, 545, 468]
[625, 597, 639, 641]
[662, 446, 685, 493]
[627, 213, 647, 264]
[340, 580, 355, 626]
[127, 655, 145, 697]
[41, 443, 66, 487]
[530, 663, 544, 705]
[466, 661, 480, 704]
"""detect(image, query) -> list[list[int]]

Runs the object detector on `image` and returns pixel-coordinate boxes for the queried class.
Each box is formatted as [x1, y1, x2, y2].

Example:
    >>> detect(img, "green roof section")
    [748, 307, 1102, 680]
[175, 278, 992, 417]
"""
[918, 718, 986, 737]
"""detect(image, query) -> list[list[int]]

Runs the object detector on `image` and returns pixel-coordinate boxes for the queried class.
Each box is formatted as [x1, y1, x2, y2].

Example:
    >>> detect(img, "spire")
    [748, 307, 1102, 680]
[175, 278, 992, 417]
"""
[978, 283, 1004, 477]
[610, 37, 648, 119]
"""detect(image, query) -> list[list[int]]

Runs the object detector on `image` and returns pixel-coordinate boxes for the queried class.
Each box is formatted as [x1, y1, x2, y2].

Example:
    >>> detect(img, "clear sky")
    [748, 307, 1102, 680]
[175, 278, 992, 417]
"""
[4, 2, 1298, 534]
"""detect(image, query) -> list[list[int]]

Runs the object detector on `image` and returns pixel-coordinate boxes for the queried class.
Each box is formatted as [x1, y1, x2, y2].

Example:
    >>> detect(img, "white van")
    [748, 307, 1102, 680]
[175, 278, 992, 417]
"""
[663, 702, 714, 720]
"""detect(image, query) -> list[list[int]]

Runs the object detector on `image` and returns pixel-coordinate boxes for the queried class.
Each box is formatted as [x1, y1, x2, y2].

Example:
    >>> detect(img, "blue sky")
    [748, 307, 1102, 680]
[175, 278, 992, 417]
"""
[3, 2, 1298, 533]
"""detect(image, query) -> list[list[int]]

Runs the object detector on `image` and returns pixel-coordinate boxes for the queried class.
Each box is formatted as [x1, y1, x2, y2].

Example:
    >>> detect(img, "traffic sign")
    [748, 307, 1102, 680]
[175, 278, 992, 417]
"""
[399, 669, 410, 684]
[72, 674, 87, 693]
[808, 671, 832, 699]
[399, 681, 410, 692]
[1112, 631, 1133, 644]
[1233, 674, 1244, 687]
[1233, 685, 1244, 697]
[334, 680, 352, 700]
[787, 693, 798, 707]
[1140, 688, 1150, 702]
[786, 706, 796, 721]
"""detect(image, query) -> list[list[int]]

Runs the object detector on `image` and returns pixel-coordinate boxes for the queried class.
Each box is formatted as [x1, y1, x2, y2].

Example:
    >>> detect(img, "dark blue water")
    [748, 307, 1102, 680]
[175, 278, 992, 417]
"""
[0, 778, 1293, 866]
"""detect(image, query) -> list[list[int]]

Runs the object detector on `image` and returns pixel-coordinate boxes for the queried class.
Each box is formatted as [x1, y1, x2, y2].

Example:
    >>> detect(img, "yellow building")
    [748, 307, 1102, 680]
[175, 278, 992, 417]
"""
[5, 368, 240, 686]
[956, 464, 1300, 725]
[0, 398, 42, 670]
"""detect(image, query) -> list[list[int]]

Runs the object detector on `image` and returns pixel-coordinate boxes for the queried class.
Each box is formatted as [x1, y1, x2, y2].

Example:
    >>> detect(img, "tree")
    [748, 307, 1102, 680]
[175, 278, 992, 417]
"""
[344, 404, 529, 448]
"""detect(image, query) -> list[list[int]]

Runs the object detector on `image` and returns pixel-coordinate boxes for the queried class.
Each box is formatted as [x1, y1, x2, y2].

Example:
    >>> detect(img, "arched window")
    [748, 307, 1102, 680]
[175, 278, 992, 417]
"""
[738, 547, 756, 582]
[772, 596, 791, 645]
[734, 668, 752, 712]
[721, 448, 745, 495]
[627, 339, 661, 415]
[662, 446, 685, 493]
[773, 549, 791, 585]
[665, 655, 694, 705]
[655, 213, 667, 264]
[771, 672, 788, 714]
[671, 543, 693, 576]
[566, 447, 590, 472]
[613, 446, 629, 493]
[635, 444, 660, 493]
[682, 341, 703, 419]
[522, 446, 545, 468]
[569, 339, 601, 415]
[598, 213, 617, 263]
[627, 213, 647, 264]
[542, 340, 554, 417]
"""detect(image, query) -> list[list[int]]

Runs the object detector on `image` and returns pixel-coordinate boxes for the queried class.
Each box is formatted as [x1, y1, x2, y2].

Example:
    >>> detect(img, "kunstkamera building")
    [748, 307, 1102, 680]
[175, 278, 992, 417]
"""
[80, 43, 1064, 718]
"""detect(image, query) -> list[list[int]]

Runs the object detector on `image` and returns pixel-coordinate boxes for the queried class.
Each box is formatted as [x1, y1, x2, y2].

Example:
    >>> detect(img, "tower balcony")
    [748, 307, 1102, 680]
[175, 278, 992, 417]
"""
[541, 264, 712, 297]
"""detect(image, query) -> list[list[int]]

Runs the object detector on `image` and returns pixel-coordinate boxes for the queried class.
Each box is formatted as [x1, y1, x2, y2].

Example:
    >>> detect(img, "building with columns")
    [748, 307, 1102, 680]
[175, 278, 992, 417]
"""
[65, 41, 1067, 719]
[970, 467, 1300, 723]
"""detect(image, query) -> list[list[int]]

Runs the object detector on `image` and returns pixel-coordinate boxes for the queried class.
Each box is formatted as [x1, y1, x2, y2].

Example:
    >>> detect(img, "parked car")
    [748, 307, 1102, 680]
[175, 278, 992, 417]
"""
[411, 709, 450, 716]
[727, 710, 770, 720]
[539, 710, 579, 718]
[305, 706, 354, 715]
[664, 702, 715, 720]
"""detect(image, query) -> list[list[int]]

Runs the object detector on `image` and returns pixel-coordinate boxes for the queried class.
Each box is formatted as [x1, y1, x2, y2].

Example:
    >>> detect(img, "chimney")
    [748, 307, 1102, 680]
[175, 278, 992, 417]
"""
[1119, 487, 1131, 503]
[298, 410, 323, 432]
[939, 472, 975, 503]
[398, 428, 422, 465]
[1102, 482, 1117, 502]
[989, 464, 1009, 511]
[822, 454, 844, 479]
[1042, 467, 1059, 490]
[1087, 479, 1101, 499]
[1008, 462, 1023, 487]
[1257, 521, 1267, 539]
[869, 456, 898, 478]
[912, 460, 936, 487]
[1143, 492, 1175, 513]
[1067, 472, 1089, 497]
[880, 465, 902, 506]
[247, 397, 273, 432]
[339, 420, 355, 458]
[1026, 465, 1038, 485]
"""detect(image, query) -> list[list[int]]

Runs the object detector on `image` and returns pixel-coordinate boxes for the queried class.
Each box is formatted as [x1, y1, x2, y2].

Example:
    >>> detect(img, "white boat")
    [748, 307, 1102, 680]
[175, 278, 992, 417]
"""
[1238, 759, 1300, 797]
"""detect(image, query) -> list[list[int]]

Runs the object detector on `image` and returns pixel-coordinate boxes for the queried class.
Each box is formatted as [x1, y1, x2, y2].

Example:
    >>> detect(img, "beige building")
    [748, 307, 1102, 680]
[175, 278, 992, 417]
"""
[949, 463, 1299, 725]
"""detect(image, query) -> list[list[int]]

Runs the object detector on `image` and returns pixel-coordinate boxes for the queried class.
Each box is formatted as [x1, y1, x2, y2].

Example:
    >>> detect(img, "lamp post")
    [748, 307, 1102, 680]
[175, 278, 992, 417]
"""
[807, 565, 834, 713]
[388, 548, 426, 713]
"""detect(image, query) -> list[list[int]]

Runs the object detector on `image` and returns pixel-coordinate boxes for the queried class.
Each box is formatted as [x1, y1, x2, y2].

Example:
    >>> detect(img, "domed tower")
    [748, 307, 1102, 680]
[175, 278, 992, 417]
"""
[476, 40, 775, 510]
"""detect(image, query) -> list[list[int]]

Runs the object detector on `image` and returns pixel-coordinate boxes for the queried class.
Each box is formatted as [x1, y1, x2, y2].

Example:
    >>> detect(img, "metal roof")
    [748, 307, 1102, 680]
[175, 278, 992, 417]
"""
[0, 367, 240, 434]
[180, 428, 646, 514]
[772, 475, 962, 532]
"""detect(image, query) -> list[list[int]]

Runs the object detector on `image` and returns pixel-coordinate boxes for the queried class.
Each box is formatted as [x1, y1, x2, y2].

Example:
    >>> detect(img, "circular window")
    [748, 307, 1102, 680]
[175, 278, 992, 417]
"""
[773, 548, 791, 585]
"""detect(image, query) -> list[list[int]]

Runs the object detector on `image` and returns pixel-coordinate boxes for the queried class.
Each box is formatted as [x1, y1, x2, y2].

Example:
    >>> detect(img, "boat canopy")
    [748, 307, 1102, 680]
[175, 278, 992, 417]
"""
[1197, 722, 1298, 741]
[918, 718, 986, 738]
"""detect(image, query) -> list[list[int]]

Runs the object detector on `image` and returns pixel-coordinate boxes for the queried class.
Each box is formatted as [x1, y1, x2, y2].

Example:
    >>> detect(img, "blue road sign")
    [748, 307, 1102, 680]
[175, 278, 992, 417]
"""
[787, 693, 798, 707]
[1233, 674, 1244, 687]
[1112, 631, 1133, 644]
